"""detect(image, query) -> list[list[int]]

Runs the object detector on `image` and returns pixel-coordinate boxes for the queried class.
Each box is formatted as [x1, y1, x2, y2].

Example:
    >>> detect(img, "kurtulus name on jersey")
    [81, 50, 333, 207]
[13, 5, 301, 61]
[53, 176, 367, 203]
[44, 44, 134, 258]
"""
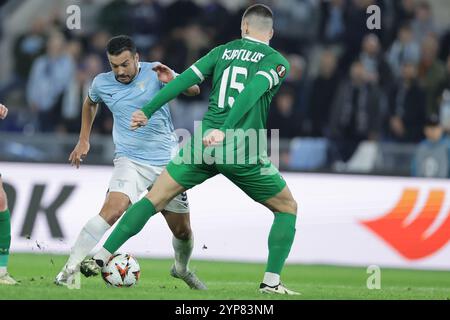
[222, 49, 265, 63]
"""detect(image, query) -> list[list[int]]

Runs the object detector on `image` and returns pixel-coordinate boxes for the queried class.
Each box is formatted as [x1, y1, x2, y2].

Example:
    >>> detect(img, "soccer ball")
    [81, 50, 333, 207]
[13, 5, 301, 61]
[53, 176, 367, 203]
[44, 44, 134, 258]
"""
[101, 253, 140, 287]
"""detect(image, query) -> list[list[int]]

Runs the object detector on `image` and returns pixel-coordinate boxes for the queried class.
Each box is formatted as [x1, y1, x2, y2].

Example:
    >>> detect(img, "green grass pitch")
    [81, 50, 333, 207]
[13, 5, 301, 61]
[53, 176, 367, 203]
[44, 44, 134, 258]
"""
[1, 253, 449, 300]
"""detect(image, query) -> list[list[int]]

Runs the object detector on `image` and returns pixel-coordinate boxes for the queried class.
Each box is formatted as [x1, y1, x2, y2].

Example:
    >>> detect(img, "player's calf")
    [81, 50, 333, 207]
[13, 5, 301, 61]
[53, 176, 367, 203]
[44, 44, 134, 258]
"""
[99, 192, 131, 225]
[260, 186, 298, 290]
[163, 211, 192, 241]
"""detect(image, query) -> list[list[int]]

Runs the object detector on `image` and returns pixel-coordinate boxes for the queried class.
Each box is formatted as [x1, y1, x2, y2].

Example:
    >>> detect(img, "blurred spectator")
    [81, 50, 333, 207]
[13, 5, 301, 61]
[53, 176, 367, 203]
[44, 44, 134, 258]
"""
[439, 28, 450, 62]
[306, 49, 339, 137]
[271, 0, 319, 52]
[163, 22, 211, 85]
[387, 23, 420, 79]
[147, 43, 166, 63]
[412, 113, 450, 178]
[86, 31, 111, 71]
[201, 0, 232, 44]
[98, 0, 130, 35]
[26, 32, 75, 132]
[66, 39, 83, 65]
[411, 0, 436, 44]
[163, 0, 202, 35]
[267, 86, 302, 139]
[340, 0, 378, 72]
[393, 0, 416, 35]
[418, 34, 446, 114]
[0, 18, 48, 102]
[435, 54, 450, 133]
[387, 62, 426, 143]
[62, 54, 104, 134]
[319, 0, 346, 45]
[285, 54, 307, 119]
[128, 0, 164, 52]
[329, 61, 383, 161]
[359, 33, 393, 90]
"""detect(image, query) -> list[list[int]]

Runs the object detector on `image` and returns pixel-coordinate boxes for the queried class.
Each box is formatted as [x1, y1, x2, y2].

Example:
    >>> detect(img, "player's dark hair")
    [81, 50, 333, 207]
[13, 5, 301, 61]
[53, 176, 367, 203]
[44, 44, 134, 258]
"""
[106, 35, 137, 56]
[242, 4, 273, 21]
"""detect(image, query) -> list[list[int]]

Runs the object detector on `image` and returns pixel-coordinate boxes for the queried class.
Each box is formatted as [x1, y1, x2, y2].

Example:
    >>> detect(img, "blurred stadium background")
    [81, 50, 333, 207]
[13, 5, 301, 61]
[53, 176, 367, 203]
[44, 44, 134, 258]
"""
[0, 0, 450, 298]
[1, 0, 450, 175]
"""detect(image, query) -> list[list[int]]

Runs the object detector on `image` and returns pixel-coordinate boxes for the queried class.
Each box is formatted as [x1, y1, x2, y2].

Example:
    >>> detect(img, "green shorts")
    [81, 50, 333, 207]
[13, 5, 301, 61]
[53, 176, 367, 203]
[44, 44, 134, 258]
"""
[166, 142, 286, 203]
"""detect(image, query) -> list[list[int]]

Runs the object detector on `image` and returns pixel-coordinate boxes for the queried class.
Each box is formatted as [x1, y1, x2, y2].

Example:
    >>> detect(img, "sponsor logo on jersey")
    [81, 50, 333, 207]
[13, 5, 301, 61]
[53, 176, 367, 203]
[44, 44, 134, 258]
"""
[222, 49, 265, 63]
[276, 65, 286, 78]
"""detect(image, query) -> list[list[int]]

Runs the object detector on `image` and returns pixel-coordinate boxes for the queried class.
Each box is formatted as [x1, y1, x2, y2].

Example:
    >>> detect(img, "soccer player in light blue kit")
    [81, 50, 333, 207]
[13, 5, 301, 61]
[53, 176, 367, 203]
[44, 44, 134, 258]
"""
[55, 36, 206, 289]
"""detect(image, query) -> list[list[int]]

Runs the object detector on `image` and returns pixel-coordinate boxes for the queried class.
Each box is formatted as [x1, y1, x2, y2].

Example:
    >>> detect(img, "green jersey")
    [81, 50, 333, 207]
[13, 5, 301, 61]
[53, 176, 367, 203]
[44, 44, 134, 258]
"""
[140, 38, 290, 200]
[191, 37, 290, 132]
[141, 37, 290, 163]
[141, 37, 290, 133]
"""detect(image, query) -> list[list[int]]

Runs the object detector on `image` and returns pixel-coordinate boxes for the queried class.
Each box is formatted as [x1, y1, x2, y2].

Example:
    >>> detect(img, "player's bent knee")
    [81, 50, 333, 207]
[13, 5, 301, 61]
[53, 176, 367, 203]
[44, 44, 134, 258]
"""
[100, 210, 124, 225]
[173, 225, 192, 241]
[288, 199, 298, 215]
[147, 193, 171, 213]
[269, 198, 298, 215]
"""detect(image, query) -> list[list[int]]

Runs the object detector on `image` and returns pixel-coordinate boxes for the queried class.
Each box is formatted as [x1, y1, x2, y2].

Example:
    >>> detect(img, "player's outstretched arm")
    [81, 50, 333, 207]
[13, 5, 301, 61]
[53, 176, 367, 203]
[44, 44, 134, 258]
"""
[141, 68, 201, 118]
[137, 46, 221, 125]
[152, 63, 200, 97]
[69, 97, 98, 168]
[0, 103, 8, 120]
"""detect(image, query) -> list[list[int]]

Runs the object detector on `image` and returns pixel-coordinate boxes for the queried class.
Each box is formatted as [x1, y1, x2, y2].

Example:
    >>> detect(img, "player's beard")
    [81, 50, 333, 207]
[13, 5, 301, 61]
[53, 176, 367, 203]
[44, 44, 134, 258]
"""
[116, 74, 132, 84]
[116, 65, 138, 84]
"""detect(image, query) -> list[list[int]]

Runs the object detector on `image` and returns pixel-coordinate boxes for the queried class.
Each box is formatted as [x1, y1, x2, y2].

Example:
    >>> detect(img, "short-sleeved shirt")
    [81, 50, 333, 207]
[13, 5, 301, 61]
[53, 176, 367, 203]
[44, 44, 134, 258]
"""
[189, 36, 290, 132]
[89, 62, 178, 166]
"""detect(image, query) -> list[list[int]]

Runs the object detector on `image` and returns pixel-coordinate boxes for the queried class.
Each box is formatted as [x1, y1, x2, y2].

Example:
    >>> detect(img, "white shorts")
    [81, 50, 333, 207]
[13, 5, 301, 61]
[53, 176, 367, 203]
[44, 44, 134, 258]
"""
[108, 157, 189, 214]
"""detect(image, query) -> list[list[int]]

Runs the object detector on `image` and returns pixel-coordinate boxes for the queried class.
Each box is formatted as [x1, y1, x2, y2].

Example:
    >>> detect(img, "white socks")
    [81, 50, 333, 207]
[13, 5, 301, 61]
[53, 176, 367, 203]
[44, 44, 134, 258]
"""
[66, 215, 111, 269]
[69, 216, 194, 273]
[172, 236, 193, 274]
[263, 272, 280, 287]
[0, 266, 7, 275]
[93, 247, 113, 266]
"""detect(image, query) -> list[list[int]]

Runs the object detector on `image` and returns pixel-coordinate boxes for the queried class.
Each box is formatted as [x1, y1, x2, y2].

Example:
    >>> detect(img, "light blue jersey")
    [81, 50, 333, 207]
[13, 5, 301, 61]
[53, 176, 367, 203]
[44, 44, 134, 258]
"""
[89, 62, 178, 166]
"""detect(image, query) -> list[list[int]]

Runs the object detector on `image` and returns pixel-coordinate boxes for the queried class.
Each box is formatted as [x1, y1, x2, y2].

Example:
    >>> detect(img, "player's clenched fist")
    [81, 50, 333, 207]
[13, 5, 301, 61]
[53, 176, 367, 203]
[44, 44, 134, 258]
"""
[69, 140, 90, 169]
[203, 129, 225, 147]
[0, 104, 8, 120]
[131, 110, 148, 130]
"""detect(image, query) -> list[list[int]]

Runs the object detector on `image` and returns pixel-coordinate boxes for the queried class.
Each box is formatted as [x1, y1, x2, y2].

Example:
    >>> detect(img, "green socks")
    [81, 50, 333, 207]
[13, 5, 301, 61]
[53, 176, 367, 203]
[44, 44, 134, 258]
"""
[266, 212, 297, 275]
[0, 209, 11, 268]
[104, 198, 157, 253]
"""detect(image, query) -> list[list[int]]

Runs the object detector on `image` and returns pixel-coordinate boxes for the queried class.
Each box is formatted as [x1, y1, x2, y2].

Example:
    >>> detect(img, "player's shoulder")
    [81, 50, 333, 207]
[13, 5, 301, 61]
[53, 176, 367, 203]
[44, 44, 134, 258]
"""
[91, 70, 115, 87]
[259, 49, 290, 81]
[138, 61, 160, 76]
[263, 49, 289, 69]
[141, 61, 158, 70]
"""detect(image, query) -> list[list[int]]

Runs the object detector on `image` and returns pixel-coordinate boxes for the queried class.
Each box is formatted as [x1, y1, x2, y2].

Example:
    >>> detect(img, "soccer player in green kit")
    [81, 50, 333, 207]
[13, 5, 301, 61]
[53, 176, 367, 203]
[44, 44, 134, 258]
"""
[0, 103, 17, 285]
[93, 4, 299, 295]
